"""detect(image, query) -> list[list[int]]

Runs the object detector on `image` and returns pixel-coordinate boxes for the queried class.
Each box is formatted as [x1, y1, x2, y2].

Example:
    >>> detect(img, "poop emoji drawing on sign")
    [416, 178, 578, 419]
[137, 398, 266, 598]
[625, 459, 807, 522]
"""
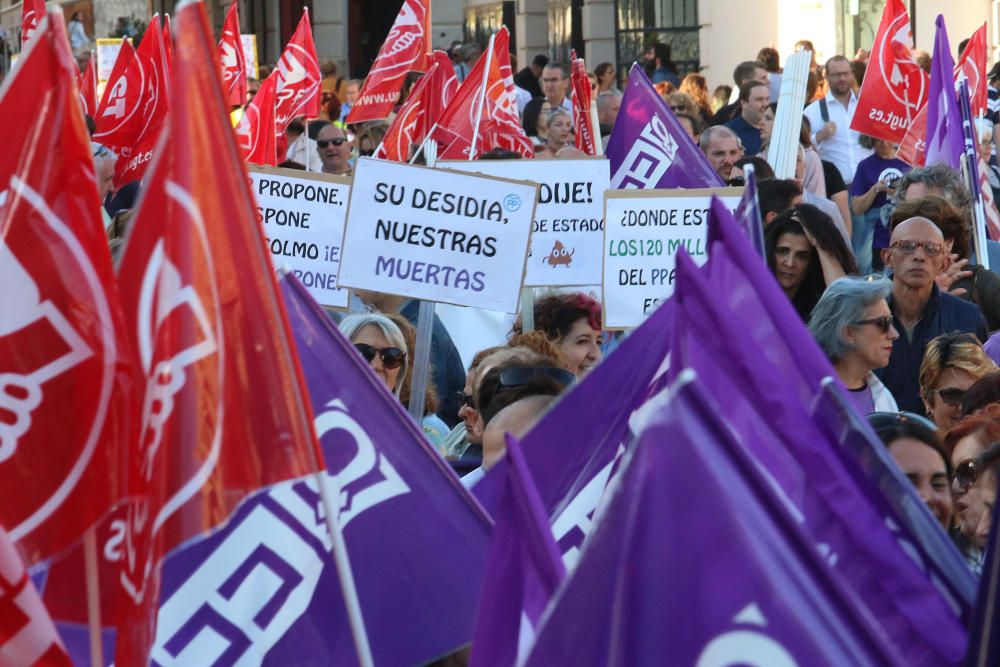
[544, 240, 574, 267]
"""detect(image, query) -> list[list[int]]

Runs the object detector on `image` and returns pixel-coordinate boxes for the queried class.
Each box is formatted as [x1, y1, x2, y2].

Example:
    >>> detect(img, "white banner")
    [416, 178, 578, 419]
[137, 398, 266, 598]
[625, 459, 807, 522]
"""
[337, 158, 537, 313]
[603, 188, 742, 329]
[249, 166, 351, 309]
[442, 159, 610, 287]
[241, 34, 259, 81]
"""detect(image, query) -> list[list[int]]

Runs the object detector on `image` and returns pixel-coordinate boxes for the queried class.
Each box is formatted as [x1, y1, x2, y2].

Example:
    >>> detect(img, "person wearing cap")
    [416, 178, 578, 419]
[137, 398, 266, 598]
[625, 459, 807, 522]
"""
[515, 53, 548, 100]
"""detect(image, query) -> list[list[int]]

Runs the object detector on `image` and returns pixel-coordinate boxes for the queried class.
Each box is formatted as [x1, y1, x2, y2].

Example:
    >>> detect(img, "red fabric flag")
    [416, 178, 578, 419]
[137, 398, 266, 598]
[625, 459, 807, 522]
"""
[162, 13, 173, 63]
[850, 0, 927, 144]
[431, 27, 533, 159]
[235, 69, 279, 165]
[0, 8, 133, 564]
[218, 2, 247, 107]
[77, 50, 98, 117]
[570, 50, 597, 155]
[20, 0, 44, 48]
[956, 23, 988, 117]
[346, 0, 431, 124]
[274, 9, 321, 132]
[374, 51, 456, 162]
[0, 528, 71, 666]
[113, 2, 323, 661]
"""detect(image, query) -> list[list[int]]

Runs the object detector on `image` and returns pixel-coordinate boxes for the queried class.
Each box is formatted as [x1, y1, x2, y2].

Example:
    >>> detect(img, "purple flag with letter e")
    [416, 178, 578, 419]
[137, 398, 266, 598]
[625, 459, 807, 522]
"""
[468, 435, 565, 667]
[148, 273, 491, 666]
[925, 14, 963, 170]
[607, 63, 724, 189]
[524, 372, 903, 666]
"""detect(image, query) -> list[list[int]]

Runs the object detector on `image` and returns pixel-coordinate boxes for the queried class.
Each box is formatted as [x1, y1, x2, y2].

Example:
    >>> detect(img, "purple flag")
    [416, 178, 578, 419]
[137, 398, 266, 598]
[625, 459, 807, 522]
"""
[734, 165, 765, 257]
[524, 373, 903, 666]
[473, 297, 673, 567]
[468, 435, 565, 667]
[607, 63, 724, 189]
[925, 15, 963, 169]
[965, 497, 1000, 665]
[148, 273, 491, 666]
[669, 249, 966, 664]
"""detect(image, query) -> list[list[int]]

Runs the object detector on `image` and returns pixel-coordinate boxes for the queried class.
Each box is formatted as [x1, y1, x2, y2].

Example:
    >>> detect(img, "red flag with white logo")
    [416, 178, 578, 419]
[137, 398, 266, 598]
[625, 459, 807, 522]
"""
[0, 528, 71, 666]
[374, 51, 456, 162]
[20, 0, 44, 48]
[113, 2, 323, 661]
[850, 0, 927, 144]
[235, 69, 279, 165]
[346, 0, 430, 124]
[218, 2, 247, 107]
[570, 51, 597, 155]
[77, 50, 98, 117]
[0, 8, 133, 564]
[431, 27, 533, 159]
[274, 9, 321, 132]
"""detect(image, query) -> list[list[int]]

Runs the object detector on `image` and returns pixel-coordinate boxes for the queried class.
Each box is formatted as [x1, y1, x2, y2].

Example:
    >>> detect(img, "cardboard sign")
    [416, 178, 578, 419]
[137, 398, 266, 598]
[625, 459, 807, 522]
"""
[442, 159, 611, 287]
[249, 166, 351, 309]
[603, 188, 742, 329]
[337, 157, 538, 313]
[95, 37, 125, 84]
[241, 34, 259, 81]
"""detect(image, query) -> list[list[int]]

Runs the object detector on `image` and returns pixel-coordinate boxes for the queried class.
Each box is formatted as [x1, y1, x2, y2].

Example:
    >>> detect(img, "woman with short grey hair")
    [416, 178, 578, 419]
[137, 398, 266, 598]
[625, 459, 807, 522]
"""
[338, 313, 408, 398]
[808, 275, 900, 414]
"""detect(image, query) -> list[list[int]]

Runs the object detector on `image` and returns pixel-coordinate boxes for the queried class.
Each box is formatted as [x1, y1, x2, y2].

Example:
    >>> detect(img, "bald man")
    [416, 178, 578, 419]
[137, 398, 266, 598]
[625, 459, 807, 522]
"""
[461, 395, 555, 488]
[876, 217, 987, 415]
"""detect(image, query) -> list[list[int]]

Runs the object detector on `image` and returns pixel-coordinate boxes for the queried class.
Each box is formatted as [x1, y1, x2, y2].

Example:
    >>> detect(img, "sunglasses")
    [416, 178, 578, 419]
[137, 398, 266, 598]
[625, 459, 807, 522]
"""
[354, 343, 406, 369]
[853, 314, 894, 334]
[498, 366, 576, 388]
[954, 458, 978, 493]
[317, 137, 348, 148]
[457, 392, 475, 409]
[933, 387, 966, 407]
[890, 240, 944, 257]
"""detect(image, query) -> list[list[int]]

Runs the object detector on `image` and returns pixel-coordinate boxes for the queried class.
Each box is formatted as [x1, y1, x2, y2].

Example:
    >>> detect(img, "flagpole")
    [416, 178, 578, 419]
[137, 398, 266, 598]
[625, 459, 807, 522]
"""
[408, 142, 438, 422]
[468, 33, 496, 161]
[84, 527, 104, 667]
[590, 100, 603, 156]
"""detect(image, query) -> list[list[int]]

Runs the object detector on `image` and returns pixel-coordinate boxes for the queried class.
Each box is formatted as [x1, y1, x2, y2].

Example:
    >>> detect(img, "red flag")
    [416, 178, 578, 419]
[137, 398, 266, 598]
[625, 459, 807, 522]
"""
[346, 0, 431, 123]
[850, 0, 927, 144]
[77, 50, 98, 117]
[274, 9, 321, 131]
[235, 69, 279, 165]
[162, 13, 173, 63]
[0, 8, 133, 563]
[431, 27, 533, 159]
[0, 528, 71, 666]
[374, 51, 456, 162]
[570, 51, 597, 155]
[20, 0, 44, 48]
[218, 2, 247, 107]
[113, 1, 323, 661]
[956, 23, 988, 117]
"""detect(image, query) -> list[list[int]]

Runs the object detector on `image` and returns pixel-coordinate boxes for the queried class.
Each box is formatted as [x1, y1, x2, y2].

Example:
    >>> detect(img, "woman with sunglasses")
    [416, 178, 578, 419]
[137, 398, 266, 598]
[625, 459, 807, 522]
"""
[944, 410, 1000, 573]
[869, 411, 953, 529]
[809, 276, 899, 415]
[339, 313, 409, 396]
[919, 333, 996, 432]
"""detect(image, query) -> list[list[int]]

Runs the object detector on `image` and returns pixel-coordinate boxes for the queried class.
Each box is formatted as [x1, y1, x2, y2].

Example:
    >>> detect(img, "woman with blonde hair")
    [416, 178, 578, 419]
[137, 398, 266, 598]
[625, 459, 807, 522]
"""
[679, 73, 712, 122]
[920, 333, 997, 431]
[664, 92, 701, 123]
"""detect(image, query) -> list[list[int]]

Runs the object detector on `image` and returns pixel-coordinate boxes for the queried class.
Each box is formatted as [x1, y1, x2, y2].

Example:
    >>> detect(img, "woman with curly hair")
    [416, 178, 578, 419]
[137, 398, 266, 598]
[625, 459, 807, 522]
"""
[511, 292, 603, 376]
[679, 73, 712, 123]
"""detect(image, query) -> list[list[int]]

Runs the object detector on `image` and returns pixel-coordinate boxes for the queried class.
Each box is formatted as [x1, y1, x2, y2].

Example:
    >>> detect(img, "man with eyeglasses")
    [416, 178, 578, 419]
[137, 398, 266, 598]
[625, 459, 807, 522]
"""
[803, 55, 871, 186]
[876, 217, 987, 414]
[316, 124, 352, 176]
[522, 63, 572, 135]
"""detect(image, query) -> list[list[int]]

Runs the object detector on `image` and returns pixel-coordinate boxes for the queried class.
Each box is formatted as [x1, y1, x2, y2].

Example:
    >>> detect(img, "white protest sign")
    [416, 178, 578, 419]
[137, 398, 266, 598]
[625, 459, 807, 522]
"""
[249, 166, 351, 309]
[337, 157, 538, 313]
[603, 188, 742, 329]
[241, 34, 259, 81]
[442, 159, 610, 287]
[96, 38, 125, 84]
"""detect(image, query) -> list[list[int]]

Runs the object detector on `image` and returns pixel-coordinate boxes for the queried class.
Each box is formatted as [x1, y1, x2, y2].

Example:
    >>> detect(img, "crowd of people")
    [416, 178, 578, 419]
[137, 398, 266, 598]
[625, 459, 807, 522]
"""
[79, 31, 1000, 581]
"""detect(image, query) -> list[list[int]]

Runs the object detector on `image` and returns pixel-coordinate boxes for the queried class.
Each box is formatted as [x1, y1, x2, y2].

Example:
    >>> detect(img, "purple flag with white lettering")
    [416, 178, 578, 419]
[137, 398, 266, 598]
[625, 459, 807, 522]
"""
[148, 273, 491, 666]
[473, 297, 673, 568]
[670, 249, 966, 664]
[524, 373, 903, 666]
[606, 63, 724, 189]
[468, 435, 565, 667]
[925, 15, 963, 170]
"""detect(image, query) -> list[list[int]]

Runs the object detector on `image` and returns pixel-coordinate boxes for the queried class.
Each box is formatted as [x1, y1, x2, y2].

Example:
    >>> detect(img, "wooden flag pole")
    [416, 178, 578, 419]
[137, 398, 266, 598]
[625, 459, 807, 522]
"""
[407, 141, 439, 423]
[83, 527, 104, 667]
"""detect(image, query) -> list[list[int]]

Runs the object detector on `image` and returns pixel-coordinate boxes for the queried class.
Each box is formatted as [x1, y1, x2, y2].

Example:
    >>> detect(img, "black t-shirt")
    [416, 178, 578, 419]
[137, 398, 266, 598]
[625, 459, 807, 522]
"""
[821, 159, 846, 196]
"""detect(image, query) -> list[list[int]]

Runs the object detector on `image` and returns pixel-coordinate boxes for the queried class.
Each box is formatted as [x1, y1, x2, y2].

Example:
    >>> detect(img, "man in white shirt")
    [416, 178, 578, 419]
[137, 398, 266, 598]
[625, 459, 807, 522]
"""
[803, 55, 871, 185]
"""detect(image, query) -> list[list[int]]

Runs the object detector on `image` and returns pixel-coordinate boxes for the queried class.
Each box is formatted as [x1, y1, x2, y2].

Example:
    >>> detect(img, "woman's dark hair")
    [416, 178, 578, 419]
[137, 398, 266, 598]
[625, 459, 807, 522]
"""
[868, 411, 952, 478]
[522, 101, 547, 137]
[963, 372, 1000, 417]
[734, 156, 774, 180]
[594, 62, 615, 79]
[511, 292, 602, 342]
[890, 194, 970, 260]
[766, 203, 858, 320]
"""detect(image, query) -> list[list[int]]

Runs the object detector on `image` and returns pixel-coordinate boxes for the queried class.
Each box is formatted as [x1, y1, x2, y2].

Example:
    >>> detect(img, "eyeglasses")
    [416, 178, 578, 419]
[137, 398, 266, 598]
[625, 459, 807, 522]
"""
[933, 387, 966, 407]
[852, 315, 895, 334]
[457, 392, 475, 409]
[541, 77, 564, 84]
[354, 343, 406, 369]
[669, 105, 684, 112]
[954, 458, 978, 493]
[317, 137, 348, 148]
[889, 240, 944, 257]
[498, 366, 576, 388]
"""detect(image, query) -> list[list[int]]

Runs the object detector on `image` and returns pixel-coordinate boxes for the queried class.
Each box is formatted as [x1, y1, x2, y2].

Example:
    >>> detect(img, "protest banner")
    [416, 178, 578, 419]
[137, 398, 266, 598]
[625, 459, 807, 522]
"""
[241, 33, 259, 81]
[249, 165, 351, 309]
[337, 157, 537, 313]
[443, 158, 610, 287]
[95, 37, 124, 84]
[602, 187, 741, 329]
